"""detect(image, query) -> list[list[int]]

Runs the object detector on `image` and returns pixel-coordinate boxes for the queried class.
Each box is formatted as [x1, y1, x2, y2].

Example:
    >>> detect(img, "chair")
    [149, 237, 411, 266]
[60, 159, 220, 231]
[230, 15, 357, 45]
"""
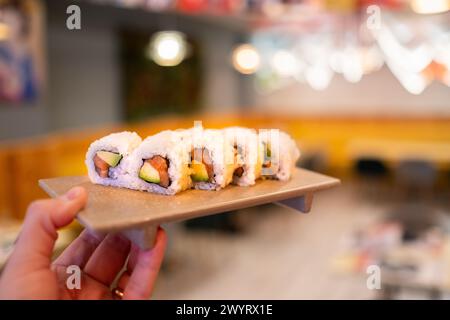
[394, 160, 437, 201]
[354, 158, 389, 178]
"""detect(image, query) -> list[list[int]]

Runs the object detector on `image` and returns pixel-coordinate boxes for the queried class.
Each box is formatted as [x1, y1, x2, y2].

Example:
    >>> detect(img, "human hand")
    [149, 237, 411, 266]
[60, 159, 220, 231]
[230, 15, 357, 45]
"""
[0, 186, 167, 300]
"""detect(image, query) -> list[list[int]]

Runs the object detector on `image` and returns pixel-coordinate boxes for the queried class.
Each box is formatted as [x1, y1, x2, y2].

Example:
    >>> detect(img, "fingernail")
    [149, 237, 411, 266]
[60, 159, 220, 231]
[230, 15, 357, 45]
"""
[66, 187, 82, 200]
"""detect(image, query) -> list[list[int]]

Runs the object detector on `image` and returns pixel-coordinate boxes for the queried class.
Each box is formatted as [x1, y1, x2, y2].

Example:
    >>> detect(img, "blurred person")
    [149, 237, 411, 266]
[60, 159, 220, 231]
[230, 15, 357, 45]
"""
[0, 186, 167, 300]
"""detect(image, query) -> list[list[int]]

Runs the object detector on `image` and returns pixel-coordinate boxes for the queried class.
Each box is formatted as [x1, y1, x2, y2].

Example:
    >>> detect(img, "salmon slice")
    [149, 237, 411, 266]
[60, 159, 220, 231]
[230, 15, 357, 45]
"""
[201, 149, 214, 180]
[94, 154, 110, 178]
[234, 167, 244, 177]
[262, 161, 271, 169]
[148, 156, 170, 188]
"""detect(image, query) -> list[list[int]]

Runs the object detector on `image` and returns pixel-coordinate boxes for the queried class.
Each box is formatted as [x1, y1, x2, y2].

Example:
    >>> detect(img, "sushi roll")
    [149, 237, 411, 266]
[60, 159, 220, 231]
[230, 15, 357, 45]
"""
[224, 127, 263, 186]
[259, 129, 300, 181]
[189, 129, 237, 190]
[85, 131, 142, 187]
[126, 130, 193, 195]
[85, 126, 300, 195]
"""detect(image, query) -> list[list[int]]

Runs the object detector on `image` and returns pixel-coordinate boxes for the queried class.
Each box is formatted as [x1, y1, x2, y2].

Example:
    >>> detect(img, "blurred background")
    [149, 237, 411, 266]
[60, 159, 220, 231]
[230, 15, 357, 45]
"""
[0, 0, 449, 299]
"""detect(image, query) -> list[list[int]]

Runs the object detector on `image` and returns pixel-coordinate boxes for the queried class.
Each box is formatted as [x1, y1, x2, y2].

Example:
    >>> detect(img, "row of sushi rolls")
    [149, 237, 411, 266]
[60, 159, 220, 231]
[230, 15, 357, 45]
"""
[86, 125, 300, 195]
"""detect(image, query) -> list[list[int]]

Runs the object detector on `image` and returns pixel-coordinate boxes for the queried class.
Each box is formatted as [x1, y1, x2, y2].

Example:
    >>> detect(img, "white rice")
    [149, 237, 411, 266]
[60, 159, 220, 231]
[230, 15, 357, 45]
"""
[85, 127, 300, 195]
[85, 131, 142, 187]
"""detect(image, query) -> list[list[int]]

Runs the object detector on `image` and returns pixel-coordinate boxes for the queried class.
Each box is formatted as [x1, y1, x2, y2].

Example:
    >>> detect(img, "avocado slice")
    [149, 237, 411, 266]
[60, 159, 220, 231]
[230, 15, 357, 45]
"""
[263, 142, 271, 159]
[96, 151, 122, 167]
[139, 162, 160, 183]
[191, 161, 209, 182]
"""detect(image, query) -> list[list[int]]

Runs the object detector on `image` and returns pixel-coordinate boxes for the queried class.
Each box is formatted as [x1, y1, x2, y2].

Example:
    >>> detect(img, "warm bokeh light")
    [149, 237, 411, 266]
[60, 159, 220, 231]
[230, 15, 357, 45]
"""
[232, 44, 260, 74]
[341, 47, 363, 83]
[0, 23, 10, 41]
[305, 63, 333, 90]
[271, 50, 300, 77]
[400, 73, 427, 95]
[148, 31, 187, 67]
[410, 0, 450, 14]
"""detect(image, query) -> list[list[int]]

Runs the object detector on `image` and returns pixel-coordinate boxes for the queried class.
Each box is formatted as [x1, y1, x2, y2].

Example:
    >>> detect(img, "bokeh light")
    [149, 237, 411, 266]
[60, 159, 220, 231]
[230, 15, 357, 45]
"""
[232, 44, 261, 75]
[148, 31, 187, 67]
[410, 0, 450, 14]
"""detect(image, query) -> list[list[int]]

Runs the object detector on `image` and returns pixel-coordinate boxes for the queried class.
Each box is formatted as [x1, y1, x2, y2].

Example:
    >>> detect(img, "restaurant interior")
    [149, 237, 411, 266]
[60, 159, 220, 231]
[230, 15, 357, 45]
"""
[0, 0, 449, 299]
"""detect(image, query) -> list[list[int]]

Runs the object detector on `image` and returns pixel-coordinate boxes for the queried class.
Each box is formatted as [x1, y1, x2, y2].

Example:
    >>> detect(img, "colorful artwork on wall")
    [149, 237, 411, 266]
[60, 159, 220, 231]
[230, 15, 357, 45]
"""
[0, 0, 45, 104]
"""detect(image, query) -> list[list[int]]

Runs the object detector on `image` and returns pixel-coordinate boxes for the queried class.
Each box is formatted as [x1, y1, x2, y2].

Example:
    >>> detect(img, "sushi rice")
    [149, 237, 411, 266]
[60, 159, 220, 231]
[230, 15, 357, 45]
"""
[86, 126, 300, 195]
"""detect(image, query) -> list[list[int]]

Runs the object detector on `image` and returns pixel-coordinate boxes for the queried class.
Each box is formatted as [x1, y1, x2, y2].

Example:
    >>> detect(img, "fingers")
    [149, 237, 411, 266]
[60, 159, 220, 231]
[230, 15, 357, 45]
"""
[83, 233, 131, 286]
[123, 227, 167, 300]
[116, 272, 130, 292]
[9, 187, 87, 271]
[52, 229, 105, 269]
[115, 243, 139, 290]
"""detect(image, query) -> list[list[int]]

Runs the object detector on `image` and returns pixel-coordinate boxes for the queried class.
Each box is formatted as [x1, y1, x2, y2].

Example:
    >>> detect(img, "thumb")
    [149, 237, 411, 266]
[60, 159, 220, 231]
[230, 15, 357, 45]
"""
[9, 186, 87, 270]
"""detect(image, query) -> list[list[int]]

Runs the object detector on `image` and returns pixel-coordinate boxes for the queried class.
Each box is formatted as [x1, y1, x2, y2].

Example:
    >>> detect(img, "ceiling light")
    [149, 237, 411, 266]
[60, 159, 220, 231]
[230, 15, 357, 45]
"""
[148, 31, 187, 67]
[271, 50, 300, 77]
[232, 44, 261, 75]
[410, 0, 450, 14]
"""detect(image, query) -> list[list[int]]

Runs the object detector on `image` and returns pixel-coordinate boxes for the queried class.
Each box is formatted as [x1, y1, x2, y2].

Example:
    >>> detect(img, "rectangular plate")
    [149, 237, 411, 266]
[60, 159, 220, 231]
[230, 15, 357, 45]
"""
[39, 168, 340, 233]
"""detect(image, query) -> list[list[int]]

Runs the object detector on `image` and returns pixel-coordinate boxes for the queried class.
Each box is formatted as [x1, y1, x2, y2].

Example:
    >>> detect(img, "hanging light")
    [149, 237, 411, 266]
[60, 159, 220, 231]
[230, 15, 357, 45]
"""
[434, 34, 450, 70]
[147, 31, 187, 67]
[271, 50, 300, 77]
[374, 24, 433, 73]
[410, 0, 450, 14]
[305, 63, 333, 91]
[361, 46, 384, 74]
[386, 58, 428, 95]
[232, 44, 261, 74]
[399, 74, 427, 94]
[329, 51, 343, 74]
[341, 47, 363, 83]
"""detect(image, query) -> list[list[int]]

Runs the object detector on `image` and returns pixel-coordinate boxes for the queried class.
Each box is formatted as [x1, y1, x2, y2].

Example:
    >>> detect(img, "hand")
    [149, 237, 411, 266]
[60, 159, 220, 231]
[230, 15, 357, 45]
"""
[0, 186, 167, 300]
